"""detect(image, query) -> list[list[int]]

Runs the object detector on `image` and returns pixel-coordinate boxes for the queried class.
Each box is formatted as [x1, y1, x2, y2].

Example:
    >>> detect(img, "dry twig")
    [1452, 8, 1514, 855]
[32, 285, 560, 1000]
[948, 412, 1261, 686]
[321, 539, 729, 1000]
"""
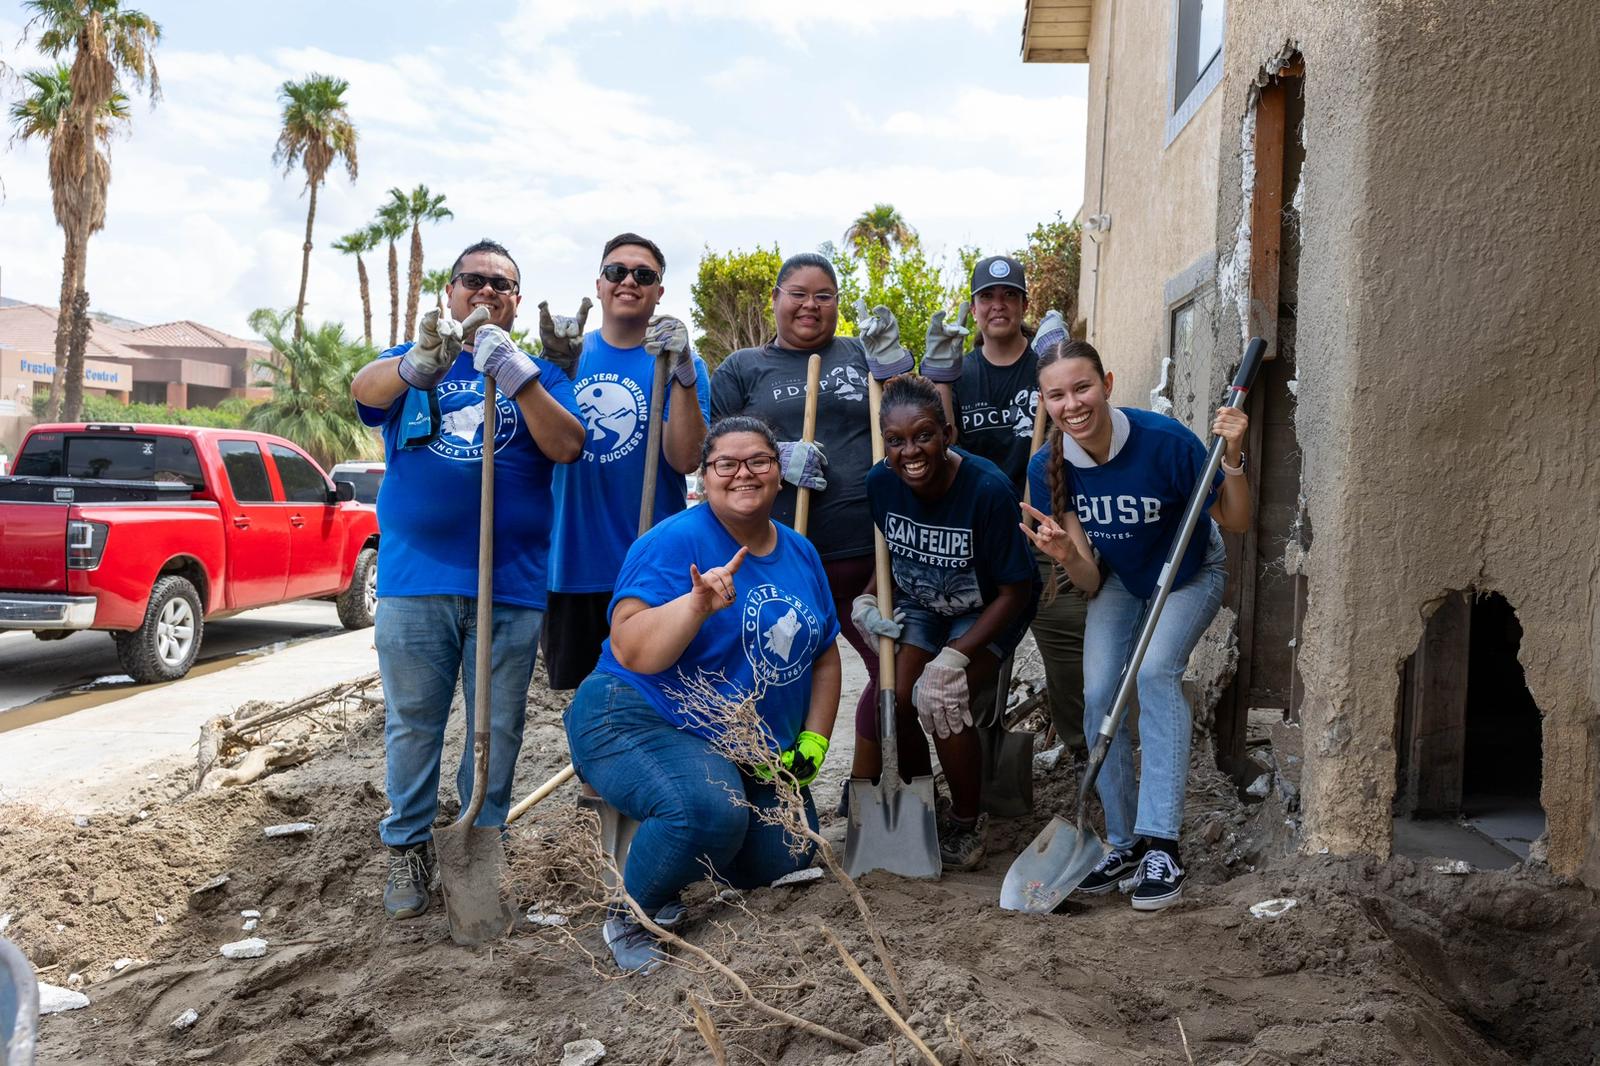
[1177, 1017, 1196, 1065]
[816, 922, 939, 1066]
[690, 993, 729, 1065]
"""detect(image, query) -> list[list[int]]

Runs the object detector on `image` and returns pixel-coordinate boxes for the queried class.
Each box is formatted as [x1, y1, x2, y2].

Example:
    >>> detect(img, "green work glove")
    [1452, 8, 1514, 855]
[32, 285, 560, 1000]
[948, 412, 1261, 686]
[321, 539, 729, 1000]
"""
[782, 731, 830, 787]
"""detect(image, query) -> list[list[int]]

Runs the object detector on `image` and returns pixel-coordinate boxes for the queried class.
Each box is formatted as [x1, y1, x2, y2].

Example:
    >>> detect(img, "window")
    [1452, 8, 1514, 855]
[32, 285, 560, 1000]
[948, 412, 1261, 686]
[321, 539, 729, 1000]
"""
[1166, 0, 1225, 144]
[218, 440, 274, 502]
[14, 432, 203, 486]
[269, 444, 330, 504]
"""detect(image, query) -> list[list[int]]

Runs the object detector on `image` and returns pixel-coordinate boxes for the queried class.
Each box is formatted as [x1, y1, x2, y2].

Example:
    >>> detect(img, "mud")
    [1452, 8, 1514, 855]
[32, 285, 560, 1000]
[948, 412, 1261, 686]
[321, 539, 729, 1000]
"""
[3, 673, 1597, 1065]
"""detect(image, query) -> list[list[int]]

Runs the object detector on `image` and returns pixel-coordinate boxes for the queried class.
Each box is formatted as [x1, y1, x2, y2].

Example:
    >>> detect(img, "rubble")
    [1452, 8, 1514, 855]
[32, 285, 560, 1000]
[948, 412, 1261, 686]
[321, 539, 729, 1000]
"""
[561, 1038, 606, 1066]
[173, 1008, 200, 1030]
[1248, 898, 1298, 919]
[219, 937, 268, 960]
[38, 982, 90, 1014]
[262, 822, 316, 838]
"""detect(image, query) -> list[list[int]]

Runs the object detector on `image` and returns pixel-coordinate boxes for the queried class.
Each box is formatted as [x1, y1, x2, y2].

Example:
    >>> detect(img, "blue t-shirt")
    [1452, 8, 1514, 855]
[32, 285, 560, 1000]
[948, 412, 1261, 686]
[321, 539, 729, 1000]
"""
[548, 332, 711, 594]
[1027, 406, 1223, 600]
[594, 504, 840, 750]
[867, 449, 1038, 617]
[356, 344, 580, 609]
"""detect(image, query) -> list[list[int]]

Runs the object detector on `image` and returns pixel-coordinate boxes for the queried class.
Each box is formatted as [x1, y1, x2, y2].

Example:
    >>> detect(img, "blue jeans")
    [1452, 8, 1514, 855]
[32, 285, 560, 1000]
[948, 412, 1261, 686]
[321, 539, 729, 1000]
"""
[1083, 528, 1226, 848]
[896, 592, 1036, 661]
[375, 595, 543, 849]
[564, 673, 817, 912]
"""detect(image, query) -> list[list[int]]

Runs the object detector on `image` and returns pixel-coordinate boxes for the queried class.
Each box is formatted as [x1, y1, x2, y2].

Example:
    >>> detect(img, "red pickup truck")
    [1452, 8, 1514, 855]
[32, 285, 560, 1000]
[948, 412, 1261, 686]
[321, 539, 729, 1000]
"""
[0, 423, 380, 682]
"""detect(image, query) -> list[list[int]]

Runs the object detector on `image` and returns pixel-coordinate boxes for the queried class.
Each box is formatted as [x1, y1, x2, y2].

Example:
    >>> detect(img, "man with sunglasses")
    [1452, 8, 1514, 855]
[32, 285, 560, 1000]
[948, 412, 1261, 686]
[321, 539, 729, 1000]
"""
[545, 232, 711, 691]
[352, 238, 584, 920]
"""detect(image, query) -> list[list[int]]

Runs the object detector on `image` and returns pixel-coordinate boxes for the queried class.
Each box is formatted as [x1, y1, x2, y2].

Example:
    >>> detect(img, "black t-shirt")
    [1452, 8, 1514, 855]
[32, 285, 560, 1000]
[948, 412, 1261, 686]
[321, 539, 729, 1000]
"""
[710, 337, 874, 560]
[866, 449, 1039, 617]
[950, 344, 1039, 499]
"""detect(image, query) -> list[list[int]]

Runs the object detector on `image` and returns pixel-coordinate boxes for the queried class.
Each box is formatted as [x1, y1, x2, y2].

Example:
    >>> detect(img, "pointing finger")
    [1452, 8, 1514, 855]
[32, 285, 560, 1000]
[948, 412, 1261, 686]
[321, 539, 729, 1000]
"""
[575, 297, 593, 333]
[538, 300, 554, 329]
[725, 545, 750, 574]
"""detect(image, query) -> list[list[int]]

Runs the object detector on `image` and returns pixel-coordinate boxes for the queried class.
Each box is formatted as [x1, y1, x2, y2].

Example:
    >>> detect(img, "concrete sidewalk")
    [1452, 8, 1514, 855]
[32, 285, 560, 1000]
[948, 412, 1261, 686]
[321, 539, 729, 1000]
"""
[0, 627, 378, 813]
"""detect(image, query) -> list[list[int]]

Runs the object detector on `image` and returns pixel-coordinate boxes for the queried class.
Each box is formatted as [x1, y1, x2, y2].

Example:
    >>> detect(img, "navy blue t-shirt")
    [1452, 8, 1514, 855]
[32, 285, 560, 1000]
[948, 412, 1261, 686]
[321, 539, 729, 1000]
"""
[867, 449, 1037, 617]
[1027, 406, 1222, 600]
[356, 344, 579, 609]
[594, 504, 840, 750]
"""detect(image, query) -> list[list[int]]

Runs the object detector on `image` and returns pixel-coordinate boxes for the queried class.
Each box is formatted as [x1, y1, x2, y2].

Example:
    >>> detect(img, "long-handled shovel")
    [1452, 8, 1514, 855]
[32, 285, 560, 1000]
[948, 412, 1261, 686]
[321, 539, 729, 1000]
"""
[435, 375, 518, 945]
[1001, 338, 1266, 913]
[844, 376, 942, 880]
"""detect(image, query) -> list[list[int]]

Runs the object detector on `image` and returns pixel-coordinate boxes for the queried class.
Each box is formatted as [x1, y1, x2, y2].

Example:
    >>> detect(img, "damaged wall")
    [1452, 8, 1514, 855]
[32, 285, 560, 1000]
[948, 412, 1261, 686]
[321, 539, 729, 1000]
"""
[1210, 0, 1600, 880]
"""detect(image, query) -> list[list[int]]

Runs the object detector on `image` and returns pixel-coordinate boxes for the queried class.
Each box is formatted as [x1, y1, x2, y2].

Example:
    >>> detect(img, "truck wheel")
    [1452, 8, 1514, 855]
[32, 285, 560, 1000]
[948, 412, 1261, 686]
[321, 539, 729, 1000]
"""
[336, 547, 378, 630]
[115, 575, 204, 683]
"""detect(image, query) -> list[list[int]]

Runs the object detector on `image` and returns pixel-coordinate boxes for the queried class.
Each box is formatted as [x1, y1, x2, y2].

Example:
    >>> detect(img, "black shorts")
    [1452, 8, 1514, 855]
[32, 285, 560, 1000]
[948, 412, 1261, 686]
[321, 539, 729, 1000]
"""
[542, 590, 614, 691]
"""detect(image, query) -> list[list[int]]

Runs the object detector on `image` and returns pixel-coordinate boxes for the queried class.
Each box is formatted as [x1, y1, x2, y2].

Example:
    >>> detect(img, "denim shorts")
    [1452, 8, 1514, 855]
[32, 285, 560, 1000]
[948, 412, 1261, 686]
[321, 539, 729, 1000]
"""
[896, 590, 1038, 661]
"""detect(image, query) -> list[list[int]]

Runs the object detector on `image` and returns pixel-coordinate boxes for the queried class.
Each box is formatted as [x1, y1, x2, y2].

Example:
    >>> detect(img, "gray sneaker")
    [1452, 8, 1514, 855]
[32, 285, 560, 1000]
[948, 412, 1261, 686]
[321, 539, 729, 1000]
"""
[603, 913, 668, 975]
[938, 811, 988, 871]
[384, 845, 433, 919]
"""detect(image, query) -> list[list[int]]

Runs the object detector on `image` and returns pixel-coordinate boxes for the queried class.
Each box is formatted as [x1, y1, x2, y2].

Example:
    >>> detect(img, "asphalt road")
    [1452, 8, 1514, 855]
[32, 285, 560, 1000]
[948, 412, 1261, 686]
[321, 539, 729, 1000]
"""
[0, 600, 344, 716]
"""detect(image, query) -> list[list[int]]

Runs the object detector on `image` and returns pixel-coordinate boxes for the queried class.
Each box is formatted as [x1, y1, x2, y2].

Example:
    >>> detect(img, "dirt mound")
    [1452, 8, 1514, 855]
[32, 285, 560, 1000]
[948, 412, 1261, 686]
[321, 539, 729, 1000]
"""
[4, 676, 1597, 1065]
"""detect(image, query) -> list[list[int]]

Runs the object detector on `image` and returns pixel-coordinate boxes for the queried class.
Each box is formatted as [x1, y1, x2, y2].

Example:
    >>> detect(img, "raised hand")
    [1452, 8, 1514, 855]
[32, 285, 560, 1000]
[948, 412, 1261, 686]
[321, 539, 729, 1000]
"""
[537, 298, 592, 376]
[1020, 500, 1084, 568]
[687, 546, 749, 616]
[399, 305, 489, 388]
[855, 299, 914, 381]
[472, 324, 542, 398]
[644, 314, 696, 387]
[920, 302, 969, 383]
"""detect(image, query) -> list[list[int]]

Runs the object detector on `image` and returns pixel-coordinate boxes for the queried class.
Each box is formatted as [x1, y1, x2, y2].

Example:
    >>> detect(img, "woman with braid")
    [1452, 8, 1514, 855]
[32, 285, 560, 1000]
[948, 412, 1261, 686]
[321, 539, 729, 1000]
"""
[1022, 339, 1250, 910]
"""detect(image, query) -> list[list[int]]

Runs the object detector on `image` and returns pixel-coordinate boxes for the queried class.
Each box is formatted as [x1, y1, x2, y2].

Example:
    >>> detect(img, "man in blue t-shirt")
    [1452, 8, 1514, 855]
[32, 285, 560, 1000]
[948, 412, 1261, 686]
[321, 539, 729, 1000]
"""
[545, 232, 710, 690]
[351, 238, 584, 920]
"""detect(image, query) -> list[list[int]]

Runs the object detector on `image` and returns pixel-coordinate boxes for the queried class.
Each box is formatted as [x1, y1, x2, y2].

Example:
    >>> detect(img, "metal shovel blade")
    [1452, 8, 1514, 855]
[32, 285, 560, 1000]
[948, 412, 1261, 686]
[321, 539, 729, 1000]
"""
[999, 815, 1107, 912]
[843, 771, 942, 881]
[433, 821, 516, 945]
[979, 717, 1036, 819]
[577, 792, 641, 893]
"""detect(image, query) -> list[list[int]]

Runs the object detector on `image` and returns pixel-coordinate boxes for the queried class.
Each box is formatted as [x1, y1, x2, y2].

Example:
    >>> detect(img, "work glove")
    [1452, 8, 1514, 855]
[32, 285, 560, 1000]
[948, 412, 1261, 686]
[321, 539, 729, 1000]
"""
[850, 593, 904, 645]
[919, 303, 969, 383]
[537, 298, 591, 377]
[751, 730, 830, 788]
[644, 314, 697, 388]
[1032, 308, 1068, 355]
[399, 306, 489, 388]
[912, 646, 971, 739]
[855, 299, 913, 380]
[472, 324, 541, 399]
[777, 440, 827, 491]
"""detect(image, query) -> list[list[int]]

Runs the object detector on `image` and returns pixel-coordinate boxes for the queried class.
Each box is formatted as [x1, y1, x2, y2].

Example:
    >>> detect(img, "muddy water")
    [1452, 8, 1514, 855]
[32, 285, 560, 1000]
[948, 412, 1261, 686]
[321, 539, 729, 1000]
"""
[0, 648, 264, 735]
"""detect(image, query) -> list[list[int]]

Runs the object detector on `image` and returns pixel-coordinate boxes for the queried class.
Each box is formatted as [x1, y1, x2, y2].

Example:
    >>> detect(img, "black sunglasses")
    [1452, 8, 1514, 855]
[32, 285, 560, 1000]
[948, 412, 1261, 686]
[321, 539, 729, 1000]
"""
[600, 263, 661, 286]
[452, 272, 519, 294]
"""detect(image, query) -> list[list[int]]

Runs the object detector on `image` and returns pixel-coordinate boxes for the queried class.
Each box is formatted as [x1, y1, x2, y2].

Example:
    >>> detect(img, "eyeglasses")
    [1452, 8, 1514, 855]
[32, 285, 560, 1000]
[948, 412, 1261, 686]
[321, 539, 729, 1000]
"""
[600, 263, 661, 286]
[781, 289, 836, 306]
[452, 272, 519, 294]
[707, 453, 778, 478]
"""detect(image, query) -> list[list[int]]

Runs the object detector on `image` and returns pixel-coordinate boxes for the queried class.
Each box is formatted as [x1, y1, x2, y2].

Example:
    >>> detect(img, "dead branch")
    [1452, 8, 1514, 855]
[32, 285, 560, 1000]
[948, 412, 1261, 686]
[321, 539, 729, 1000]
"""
[817, 922, 939, 1066]
[199, 740, 311, 790]
[946, 1014, 983, 1065]
[1177, 1017, 1196, 1065]
[690, 993, 729, 1066]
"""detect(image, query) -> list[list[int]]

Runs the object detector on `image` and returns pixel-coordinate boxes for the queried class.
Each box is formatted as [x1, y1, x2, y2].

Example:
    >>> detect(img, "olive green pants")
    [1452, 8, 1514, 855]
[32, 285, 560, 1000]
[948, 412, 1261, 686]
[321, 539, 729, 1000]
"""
[1029, 550, 1089, 750]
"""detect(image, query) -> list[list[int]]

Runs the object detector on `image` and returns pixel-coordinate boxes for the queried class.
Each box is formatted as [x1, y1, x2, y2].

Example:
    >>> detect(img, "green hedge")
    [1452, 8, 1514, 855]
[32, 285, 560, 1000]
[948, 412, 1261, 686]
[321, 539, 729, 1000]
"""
[33, 394, 262, 429]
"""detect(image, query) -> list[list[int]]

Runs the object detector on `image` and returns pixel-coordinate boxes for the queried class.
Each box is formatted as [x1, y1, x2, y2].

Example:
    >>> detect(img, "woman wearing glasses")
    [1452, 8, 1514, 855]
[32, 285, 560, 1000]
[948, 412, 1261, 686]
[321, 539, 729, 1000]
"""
[564, 416, 842, 975]
[710, 253, 879, 793]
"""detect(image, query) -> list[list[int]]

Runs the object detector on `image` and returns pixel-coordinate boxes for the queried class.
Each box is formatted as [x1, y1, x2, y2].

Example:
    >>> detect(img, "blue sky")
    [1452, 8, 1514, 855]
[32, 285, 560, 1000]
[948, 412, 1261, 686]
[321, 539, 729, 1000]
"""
[1, 1, 1087, 339]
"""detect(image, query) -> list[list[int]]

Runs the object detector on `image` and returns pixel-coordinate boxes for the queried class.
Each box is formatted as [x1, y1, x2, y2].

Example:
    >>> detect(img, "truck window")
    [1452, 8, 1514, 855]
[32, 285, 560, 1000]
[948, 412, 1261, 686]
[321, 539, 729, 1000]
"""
[12, 432, 204, 486]
[218, 440, 275, 502]
[268, 445, 329, 504]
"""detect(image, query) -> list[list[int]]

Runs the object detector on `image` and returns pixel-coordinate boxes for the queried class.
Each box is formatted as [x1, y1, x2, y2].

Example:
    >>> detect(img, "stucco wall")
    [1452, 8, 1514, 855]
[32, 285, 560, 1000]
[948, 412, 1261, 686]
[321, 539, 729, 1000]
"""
[1209, 1, 1600, 880]
[1079, 0, 1222, 404]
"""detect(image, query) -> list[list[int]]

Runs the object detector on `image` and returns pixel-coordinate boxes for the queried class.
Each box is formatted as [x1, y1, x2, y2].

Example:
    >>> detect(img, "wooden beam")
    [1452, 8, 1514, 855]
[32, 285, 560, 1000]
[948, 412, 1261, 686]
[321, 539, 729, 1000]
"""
[1399, 594, 1471, 815]
[1024, 48, 1089, 63]
[1247, 80, 1286, 359]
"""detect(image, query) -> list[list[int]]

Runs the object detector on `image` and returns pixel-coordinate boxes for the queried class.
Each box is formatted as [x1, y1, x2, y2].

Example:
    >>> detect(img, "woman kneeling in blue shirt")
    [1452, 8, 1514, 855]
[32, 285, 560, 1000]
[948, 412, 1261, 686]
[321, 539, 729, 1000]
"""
[564, 416, 842, 974]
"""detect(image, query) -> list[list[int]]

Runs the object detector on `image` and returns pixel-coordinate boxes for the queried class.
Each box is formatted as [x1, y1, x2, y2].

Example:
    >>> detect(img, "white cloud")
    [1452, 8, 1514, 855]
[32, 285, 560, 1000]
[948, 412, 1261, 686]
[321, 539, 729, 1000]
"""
[703, 56, 772, 92]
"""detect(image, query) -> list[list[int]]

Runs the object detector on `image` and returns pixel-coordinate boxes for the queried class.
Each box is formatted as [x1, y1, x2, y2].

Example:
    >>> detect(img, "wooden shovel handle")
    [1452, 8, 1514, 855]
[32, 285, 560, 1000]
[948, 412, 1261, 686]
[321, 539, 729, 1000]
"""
[638, 352, 669, 536]
[867, 375, 896, 691]
[793, 353, 823, 535]
[506, 763, 577, 826]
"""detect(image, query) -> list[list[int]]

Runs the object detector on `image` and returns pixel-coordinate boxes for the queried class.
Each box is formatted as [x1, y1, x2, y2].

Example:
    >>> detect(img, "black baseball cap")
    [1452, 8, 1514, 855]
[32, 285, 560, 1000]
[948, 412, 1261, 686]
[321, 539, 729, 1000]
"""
[971, 255, 1027, 296]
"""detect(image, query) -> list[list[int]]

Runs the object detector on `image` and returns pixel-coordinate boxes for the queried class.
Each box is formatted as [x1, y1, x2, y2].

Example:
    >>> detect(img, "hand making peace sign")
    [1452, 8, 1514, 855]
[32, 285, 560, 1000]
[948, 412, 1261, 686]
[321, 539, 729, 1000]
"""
[1019, 500, 1086, 569]
[687, 546, 749, 616]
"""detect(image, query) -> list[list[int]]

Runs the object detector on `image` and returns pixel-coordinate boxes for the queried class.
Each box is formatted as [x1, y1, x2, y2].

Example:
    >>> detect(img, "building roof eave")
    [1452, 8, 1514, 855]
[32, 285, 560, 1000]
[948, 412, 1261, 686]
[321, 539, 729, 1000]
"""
[1020, 0, 1097, 63]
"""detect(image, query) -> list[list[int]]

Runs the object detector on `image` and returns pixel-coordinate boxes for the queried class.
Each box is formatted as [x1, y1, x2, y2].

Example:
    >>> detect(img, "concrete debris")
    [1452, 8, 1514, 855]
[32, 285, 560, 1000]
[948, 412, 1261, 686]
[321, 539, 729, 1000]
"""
[263, 822, 316, 838]
[1201, 820, 1225, 845]
[219, 937, 268, 960]
[190, 874, 229, 895]
[1033, 745, 1065, 773]
[1433, 860, 1474, 875]
[73, 815, 91, 828]
[137, 810, 149, 820]
[1246, 773, 1273, 799]
[1249, 898, 1298, 920]
[771, 866, 824, 887]
[525, 907, 569, 928]
[242, 919, 259, 933]
[54, 924, 66, 934]
[173, 1008, 200, 1031]
[39, 982, 90, 1014]
[155, 913, 166, 925]
[112, 958, 132, 972]
[240, 910, 261, 919]
[561, 1038, 607, 1066]
[66, 972, 83, 989]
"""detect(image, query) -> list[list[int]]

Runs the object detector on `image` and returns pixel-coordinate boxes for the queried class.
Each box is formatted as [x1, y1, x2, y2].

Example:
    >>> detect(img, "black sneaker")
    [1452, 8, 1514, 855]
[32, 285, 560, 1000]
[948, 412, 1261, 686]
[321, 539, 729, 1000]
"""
[1075, 842, 1145, 896]
[938, 811, 988, 871]
[384, 844, 433, 919]
[603, 914, 667, 975]
[1130, 846, 1186, 911]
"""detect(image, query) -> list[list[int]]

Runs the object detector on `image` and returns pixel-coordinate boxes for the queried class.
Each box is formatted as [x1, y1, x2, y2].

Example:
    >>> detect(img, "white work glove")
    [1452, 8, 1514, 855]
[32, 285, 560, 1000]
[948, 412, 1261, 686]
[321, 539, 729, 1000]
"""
[776, 440, 827, 491]
[399, 305, 489, 388]
[472, 325, 541, 398]
[855, 299, 913, 381]
[644, 315, 697, 388]
[912, 646, 971, 739]
[919, 303, 969, 383]
[1032, 308, 1068, 355]
[850, 593, 904, 645]
[537, 298, 591, 376]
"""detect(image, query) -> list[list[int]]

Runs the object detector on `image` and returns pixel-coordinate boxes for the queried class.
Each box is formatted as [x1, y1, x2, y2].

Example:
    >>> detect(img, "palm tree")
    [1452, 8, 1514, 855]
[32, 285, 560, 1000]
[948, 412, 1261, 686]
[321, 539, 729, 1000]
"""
[844, 203, 917, 253]
[373, 197, 408, 347]
[22, 0, 160, 422]
[330, 225, 379, 345]
[387, 185, 452, 343]
[272, 73, 358, 341]
[245, 308, 379, 469]
[421, 267, 451, 312]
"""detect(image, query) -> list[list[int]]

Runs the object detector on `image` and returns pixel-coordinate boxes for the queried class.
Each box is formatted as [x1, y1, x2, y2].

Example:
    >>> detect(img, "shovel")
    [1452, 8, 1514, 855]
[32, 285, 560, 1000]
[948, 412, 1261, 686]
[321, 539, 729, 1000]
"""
[1001, 337, 1266, 913]
[1, 937, 37, 1066]
[844, 375, 942, 880]
[434, 374, 518, 945]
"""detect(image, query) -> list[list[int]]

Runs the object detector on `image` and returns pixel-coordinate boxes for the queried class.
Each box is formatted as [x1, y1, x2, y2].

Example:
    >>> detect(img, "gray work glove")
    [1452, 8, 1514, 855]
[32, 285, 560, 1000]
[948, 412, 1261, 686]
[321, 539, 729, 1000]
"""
[920, 303, 970, 383]
[472, 324, 541, 398]
[644, 314, 696, 388]
[777, 440, 827, 491]
[399, 305, 489, 388]
[855, 299, 913, 381]
[537, 298, 592, 377]
[850, 593, 904, 646]
[912, 646, 972, 739]
[1033, 309, 1068, 355]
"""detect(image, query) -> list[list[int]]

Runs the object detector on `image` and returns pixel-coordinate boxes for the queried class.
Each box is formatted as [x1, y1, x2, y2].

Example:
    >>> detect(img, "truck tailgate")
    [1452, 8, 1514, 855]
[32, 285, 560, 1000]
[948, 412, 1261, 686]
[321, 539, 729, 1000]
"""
[0, 503, 67, 592]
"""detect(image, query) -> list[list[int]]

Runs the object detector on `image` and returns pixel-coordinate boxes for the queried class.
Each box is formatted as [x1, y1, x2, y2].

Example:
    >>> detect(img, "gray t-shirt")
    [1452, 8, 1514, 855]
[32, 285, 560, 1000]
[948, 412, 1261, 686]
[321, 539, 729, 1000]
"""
[710, 337, 874, 560]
